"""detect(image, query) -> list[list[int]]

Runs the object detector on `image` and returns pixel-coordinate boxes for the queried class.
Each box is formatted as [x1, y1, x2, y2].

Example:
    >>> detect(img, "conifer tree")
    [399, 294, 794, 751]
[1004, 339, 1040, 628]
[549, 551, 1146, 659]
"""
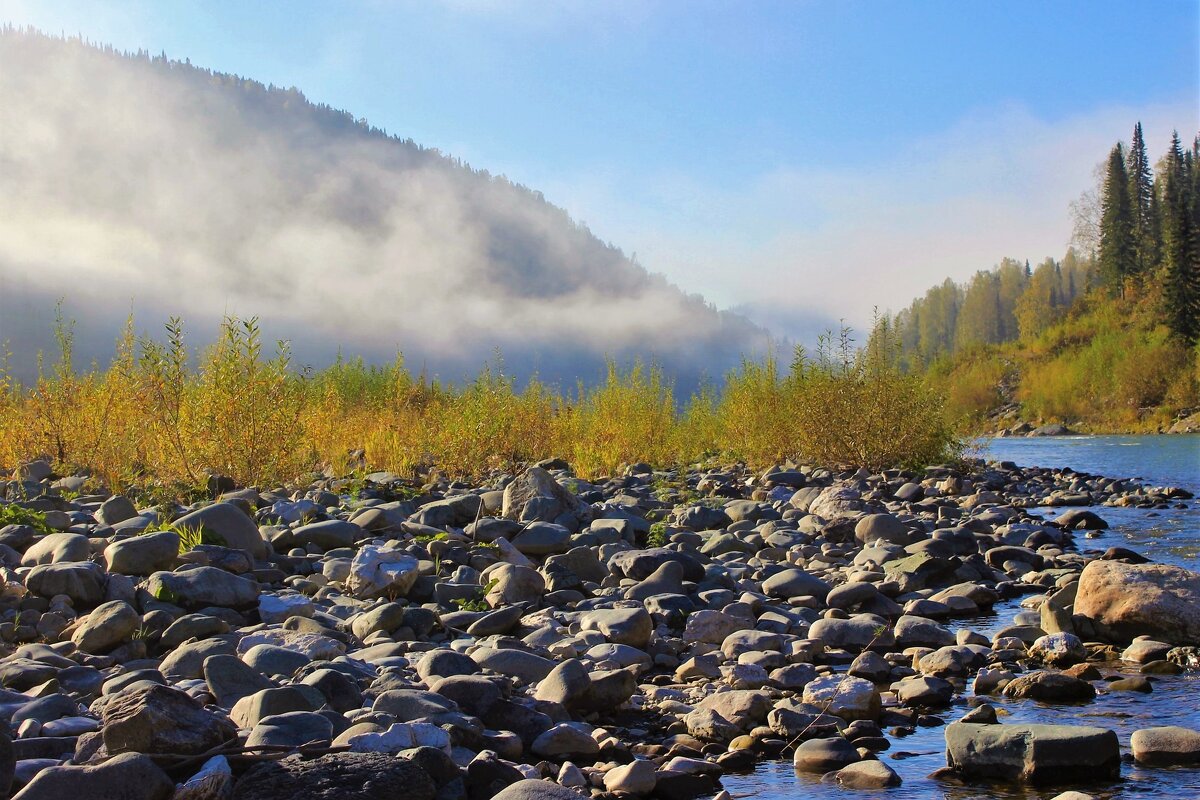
[1098, 143, 1134, 295]
[1160, 132, 1199, 342]
[1126, 122, 1158, 274]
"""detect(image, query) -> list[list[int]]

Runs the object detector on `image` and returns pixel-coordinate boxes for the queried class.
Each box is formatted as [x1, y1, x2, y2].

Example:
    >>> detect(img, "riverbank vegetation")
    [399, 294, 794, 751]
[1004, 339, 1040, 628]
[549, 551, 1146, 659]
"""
[868, 124, 1200, 433]
[0, 314, 959, 492]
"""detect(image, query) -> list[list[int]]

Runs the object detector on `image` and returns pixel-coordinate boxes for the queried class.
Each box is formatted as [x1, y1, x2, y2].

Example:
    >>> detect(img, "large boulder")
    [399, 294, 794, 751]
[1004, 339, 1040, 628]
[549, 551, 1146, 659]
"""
[807, 486, 866, 520]
[483, 564, 545, 607]
[72, 600, 141, 654]
[231, 752, 436, 800]
[579, 607, 653, 649]
[26, 562, 106, 605]
[100, 684, 237, 756]
[944, 722, 1120, 783]
[21, 532, 90, 565]
[174, 502, 266, 559]
[105, 532, 180, 575]
[1074, 560, 1200, 644]
[345, 546, 420, 598]
[502, 467, 591, 526]
[145, 567, 260, 609]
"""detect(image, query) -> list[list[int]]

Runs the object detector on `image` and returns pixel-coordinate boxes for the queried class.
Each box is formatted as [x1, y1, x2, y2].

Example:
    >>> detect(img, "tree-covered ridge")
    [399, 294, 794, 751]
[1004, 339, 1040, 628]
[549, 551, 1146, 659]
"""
[873, 124, 1200, 372]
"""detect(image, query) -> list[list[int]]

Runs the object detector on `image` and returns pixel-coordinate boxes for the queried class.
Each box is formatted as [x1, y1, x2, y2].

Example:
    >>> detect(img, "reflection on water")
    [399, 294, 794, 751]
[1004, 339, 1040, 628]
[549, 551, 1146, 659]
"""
[721, 436, 1200, 800]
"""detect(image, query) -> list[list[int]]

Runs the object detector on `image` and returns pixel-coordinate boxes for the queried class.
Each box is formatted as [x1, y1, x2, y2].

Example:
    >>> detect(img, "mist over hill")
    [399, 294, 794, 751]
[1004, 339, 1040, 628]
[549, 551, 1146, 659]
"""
[0, 29, 767, 387]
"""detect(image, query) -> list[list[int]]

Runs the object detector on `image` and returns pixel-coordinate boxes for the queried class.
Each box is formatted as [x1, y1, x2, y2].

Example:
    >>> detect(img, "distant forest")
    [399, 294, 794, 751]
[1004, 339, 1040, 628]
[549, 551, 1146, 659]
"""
[873, 123, 1200, 370]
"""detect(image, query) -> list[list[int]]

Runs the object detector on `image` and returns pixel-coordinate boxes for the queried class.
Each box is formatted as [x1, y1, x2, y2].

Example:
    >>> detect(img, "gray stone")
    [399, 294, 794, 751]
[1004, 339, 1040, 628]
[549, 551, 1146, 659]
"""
[174, 503, 266, 559]
[1075, 560, 1200, 645]
[490, 778, 581, 800]
[105, 532, 179, 575]
[231, 751, 436, 800]
[11, 752, 173, 800]
[293, 520, 362, 550]
[510, 522, 571, 556]
[603, 758, 657, 794]
[72, 601, 140, 654]
[245, 711, 333, 747]
[204, 654, 274, 707]
[1130, 725, 1200, 765]
[801, 675, 880, 720]
[22, 533, 90, 566]
[231, 687, 317, 729]
[502, 467, 591, 526]
[945, 721, 1120, 782]
[97, 496, 139, 527]
[145, 567, 259, 609]
[26, 562, 106, 605]
[793, 737, 860, 773]
[1002, 671, 1096, 702]
[345, 546, 420, 598]
[483, 564, 545, 607]
[855, 514, 909, 544]
[580, 607, 653, 649]
[835, 759, 902, 788]
[100, 684, 237, 756]
[531, 723, 599, 758]
[471, 647, 555, 685]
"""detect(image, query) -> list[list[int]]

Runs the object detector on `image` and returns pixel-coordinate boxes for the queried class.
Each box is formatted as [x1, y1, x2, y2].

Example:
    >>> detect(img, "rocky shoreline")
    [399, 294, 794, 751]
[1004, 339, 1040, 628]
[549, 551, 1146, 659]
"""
[0, 456, 1197, 800]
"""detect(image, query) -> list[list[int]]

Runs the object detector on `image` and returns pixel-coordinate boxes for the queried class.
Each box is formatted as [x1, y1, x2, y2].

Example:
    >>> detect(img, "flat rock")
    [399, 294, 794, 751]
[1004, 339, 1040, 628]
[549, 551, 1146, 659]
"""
[945, 721, 1120, 783]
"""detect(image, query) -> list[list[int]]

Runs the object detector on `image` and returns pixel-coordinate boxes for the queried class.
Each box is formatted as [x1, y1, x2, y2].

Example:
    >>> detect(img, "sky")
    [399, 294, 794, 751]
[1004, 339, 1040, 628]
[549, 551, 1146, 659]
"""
[1, 0, 1198, 340]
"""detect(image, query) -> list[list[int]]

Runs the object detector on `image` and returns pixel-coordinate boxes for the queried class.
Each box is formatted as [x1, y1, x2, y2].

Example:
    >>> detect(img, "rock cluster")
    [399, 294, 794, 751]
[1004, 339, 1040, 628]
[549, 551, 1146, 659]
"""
[0, 456, 1193, 799]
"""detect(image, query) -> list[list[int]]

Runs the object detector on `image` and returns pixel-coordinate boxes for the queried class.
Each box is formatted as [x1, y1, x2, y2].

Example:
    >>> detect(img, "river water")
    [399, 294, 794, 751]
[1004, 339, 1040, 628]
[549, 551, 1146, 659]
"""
[722, 435, 1200, 800]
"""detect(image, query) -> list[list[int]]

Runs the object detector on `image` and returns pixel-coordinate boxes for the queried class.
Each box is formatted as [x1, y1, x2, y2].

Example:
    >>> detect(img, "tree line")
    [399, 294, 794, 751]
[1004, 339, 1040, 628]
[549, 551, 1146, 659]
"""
[1098, 124, 1200, 342]
[872, 123, 1200, 370]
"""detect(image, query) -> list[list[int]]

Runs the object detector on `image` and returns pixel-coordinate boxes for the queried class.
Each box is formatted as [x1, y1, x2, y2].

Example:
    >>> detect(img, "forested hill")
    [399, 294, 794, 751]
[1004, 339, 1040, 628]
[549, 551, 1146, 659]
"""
[869, 124, 1200, 433]
[0, 28, 766, 387]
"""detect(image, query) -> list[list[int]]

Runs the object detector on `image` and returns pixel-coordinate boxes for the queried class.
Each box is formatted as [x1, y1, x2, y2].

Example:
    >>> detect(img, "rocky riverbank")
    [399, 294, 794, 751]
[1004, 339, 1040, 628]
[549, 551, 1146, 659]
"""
[0, 456, 1197, 800]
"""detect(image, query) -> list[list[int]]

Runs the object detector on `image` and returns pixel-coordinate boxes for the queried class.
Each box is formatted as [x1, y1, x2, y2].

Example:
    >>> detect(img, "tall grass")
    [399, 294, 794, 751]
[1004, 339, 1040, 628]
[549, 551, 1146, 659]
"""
[0, 315, 961, 491]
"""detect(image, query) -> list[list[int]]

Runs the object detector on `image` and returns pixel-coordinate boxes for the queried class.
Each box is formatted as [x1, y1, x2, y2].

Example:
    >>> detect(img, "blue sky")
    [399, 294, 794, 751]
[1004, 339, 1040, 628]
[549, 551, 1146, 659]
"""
[2, 0, 1198, 336]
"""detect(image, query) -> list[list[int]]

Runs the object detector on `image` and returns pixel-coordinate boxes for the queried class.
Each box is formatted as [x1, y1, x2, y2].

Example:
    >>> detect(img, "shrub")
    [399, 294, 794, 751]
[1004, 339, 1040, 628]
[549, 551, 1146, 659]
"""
[0, 315, 967, 485]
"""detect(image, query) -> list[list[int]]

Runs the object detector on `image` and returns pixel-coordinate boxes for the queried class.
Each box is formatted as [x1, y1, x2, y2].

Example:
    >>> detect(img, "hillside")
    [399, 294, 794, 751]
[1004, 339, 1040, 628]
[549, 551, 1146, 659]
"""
[869, 123, 1200, 434]
[0, 29, 765, 387]
[927, 288, 1199, 433]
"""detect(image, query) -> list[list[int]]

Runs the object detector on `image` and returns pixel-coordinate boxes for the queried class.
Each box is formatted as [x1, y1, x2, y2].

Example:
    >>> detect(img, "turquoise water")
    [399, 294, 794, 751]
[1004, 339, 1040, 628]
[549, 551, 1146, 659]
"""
[721, 435, 1200, 800]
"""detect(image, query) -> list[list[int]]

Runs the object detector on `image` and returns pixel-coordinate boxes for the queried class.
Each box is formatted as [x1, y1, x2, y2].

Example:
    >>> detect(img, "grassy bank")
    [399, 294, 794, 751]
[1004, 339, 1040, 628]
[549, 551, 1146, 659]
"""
[0, 316, 960, 492]
[927, 288, 1200, 433]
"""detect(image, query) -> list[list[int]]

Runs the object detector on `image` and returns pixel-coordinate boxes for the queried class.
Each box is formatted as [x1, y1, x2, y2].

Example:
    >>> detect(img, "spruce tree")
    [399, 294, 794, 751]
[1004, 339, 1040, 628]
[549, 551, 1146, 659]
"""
[1126, 122, 1158, 274]
[1160, 132, 1199, 342]
[1098, 143, 1135, 295]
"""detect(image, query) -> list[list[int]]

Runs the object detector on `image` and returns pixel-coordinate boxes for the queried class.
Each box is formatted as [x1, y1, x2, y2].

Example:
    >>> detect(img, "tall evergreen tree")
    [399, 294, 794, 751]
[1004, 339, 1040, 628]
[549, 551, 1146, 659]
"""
[1126, 122, 1158, 274]
[1159, 131, 1199, 342]
[1098, 143, 1135, 295]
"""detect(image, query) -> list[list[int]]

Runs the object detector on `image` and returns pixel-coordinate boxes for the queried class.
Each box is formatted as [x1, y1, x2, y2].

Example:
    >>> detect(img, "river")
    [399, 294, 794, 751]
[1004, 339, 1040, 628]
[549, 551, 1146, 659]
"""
[721, 435, 1200, 800]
